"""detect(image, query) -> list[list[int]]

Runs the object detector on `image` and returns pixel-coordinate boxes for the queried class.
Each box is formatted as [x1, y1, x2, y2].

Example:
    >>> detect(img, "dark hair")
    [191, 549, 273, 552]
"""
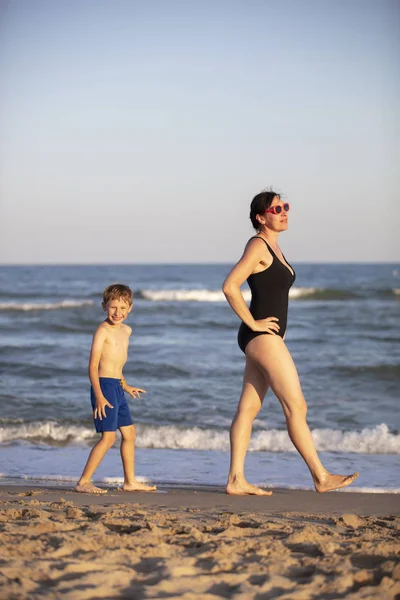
[249, 190, 280, 230]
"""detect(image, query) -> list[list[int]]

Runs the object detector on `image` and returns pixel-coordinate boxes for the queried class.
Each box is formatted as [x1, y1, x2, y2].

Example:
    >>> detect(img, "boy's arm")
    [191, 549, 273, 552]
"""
[121, 378, 146, 399]
[120, 325, 146, 399]
[89, 326, 113, 419]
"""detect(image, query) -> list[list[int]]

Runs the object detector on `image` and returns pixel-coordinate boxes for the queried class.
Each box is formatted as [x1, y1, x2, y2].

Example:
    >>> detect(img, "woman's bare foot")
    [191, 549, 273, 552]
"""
[226, 476, 272, 496]
[122, 479, 157, 492]
[75, 482, 107, 494]
[314, 472, 359, 493]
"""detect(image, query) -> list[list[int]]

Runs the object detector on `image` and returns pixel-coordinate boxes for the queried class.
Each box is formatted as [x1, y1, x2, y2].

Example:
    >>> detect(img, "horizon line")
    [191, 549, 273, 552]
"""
[0, 260, 399, 267]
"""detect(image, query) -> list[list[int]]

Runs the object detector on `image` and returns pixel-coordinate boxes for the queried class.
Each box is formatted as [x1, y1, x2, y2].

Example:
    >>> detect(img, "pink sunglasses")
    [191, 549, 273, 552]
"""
[265, 202, 290, 215]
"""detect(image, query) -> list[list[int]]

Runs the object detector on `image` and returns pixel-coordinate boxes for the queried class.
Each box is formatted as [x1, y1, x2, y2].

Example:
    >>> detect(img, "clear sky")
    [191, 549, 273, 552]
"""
[0, 0, 399, 263]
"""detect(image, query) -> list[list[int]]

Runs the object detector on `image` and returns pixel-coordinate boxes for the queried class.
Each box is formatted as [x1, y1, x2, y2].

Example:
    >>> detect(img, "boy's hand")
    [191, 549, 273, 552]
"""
[94, 395, 113, 420]
[125, 386, 146, 399]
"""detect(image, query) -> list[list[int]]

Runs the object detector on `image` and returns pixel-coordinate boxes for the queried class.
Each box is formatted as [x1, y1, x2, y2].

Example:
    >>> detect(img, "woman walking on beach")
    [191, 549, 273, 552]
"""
[222, 190, 359, 495]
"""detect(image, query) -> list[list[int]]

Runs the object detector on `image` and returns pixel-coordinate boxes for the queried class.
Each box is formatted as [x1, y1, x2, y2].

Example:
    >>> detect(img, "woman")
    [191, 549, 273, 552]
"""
[222, 190, 358, 495]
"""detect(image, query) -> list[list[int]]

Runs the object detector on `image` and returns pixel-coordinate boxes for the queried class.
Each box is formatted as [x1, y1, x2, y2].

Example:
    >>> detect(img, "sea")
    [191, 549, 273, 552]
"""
[0, 263, 399, 493]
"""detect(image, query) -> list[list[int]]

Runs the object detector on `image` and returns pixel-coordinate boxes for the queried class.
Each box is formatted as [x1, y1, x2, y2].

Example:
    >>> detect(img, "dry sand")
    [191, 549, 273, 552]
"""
[0, 485, 399, 599]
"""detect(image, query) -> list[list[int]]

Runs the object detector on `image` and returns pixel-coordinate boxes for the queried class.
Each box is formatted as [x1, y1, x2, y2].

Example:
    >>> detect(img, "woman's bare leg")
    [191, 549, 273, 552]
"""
[246, 336, 358, 492]
[226, 357, 272, 495]
[120, 425, 156, 492]
[75, 431, 117, 493]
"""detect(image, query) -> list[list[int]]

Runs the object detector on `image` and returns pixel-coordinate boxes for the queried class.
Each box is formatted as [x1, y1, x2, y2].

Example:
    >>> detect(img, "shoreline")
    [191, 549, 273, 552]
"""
[1, 482, 399, 515]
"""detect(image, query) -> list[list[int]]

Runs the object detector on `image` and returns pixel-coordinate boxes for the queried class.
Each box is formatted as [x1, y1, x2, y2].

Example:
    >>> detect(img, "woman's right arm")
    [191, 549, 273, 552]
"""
[222, 239, 280, 334]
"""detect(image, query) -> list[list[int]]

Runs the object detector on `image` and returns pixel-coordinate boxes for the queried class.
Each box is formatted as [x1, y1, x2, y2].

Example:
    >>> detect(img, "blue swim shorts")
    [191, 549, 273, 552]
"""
[91, 377, 133, 433]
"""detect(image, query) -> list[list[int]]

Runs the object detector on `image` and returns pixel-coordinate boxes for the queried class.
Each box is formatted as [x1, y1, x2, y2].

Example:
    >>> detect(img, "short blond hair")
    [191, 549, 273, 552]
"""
[102, 284, 133, 306]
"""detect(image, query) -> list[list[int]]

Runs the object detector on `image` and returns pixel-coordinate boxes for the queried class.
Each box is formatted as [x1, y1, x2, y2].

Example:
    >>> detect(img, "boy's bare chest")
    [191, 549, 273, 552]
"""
[104, 332, 129, 355]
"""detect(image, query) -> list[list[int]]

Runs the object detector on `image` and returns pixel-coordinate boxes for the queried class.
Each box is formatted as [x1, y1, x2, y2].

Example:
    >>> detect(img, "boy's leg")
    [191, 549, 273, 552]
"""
[119, 425, 156, 492]
[75, 431, 117, 493]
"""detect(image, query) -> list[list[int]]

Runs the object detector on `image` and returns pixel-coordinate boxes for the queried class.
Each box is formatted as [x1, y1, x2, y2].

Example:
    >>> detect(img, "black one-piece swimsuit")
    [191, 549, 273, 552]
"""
[237, 237, 296, 353]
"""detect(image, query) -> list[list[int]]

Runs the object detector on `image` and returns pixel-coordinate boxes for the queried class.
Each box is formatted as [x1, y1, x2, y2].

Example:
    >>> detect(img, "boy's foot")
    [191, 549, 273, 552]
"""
[75, 482, 108, 494]
[226, 477, 272, 496]
[314, 472, 359, 493]
[122, 480, 157, 492]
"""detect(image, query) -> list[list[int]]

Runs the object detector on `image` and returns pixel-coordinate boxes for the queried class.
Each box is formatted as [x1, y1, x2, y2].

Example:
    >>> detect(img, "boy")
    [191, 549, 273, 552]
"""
[75, 283, 156, 494]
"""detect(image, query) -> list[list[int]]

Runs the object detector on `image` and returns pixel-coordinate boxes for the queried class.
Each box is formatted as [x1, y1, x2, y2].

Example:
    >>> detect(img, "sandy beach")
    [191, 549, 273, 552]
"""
[0, 484, 399, 599]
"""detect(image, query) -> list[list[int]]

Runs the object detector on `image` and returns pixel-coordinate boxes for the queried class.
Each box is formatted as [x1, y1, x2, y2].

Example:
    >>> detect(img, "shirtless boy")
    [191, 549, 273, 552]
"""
[75, 283, 156, 494]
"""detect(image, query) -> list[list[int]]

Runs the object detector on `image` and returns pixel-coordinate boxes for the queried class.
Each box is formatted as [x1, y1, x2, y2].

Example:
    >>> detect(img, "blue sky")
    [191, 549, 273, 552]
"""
[0, 0, 399, 263]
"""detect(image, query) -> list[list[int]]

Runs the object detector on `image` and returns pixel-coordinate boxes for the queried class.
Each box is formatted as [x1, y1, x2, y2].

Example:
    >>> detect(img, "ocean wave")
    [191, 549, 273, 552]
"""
[0, 300, 94, 312]
[0, 422, 96, 445]
[0, 422, 398, 455]
[333, 364, 400, 380]
[137, 288, 317, 303]
[0, 288, 397, 310]
[136, 287, 399, 302]
[137, 289, 237, 302]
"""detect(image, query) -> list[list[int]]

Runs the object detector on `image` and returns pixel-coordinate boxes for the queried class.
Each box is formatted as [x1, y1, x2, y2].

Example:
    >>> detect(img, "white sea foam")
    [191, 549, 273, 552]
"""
[140, 289, 235, 302]
[1, 422, 399, 455]
[137, 423, 400, 455]
[22, 474, 78, 482]
[253, 483, 400, 494]
[0, 300, 94, 312]
[308, 424, 400, 455]
[289, 287, 317, 299]
[139, 287, 316, 303]
[339, 487, 400, 494]
[103, 476, 149, 484]
[0, 422, 96, 444]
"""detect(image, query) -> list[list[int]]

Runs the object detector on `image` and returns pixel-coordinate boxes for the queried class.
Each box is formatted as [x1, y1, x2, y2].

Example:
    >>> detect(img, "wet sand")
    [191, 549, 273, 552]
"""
[0, 484, 399, 599]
